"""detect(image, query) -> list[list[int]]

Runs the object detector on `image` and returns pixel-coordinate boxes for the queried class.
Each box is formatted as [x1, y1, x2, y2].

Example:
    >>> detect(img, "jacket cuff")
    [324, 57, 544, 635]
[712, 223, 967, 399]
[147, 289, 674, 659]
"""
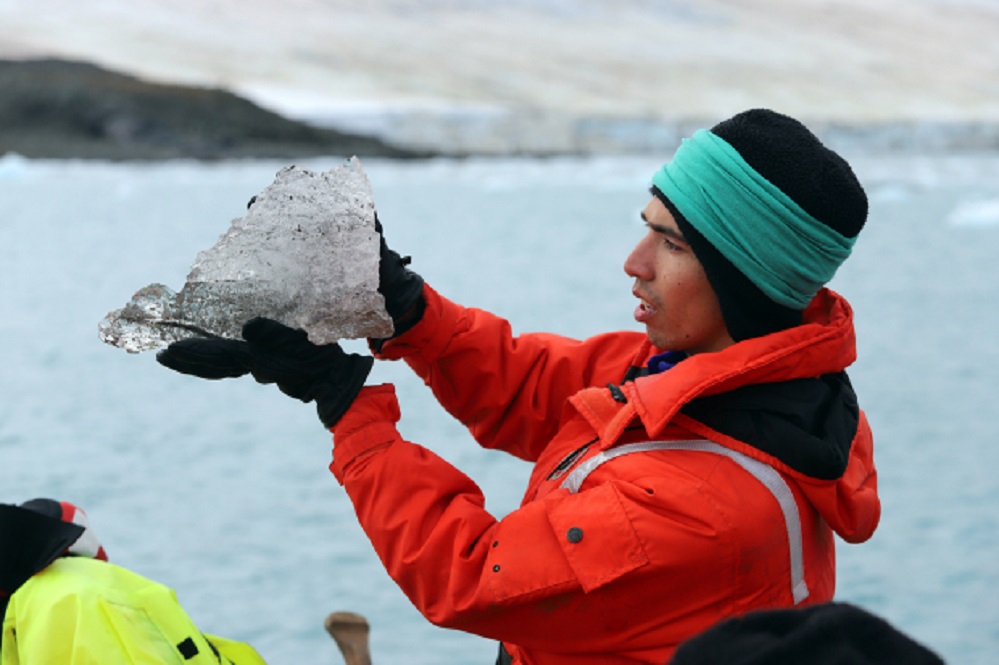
[370, 284, 462, 363]
[329, 384, 401, 484]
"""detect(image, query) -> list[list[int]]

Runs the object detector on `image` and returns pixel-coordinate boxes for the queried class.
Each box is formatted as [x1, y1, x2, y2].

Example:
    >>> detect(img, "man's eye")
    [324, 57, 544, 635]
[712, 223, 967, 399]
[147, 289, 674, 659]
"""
[663, 238, 682, 251]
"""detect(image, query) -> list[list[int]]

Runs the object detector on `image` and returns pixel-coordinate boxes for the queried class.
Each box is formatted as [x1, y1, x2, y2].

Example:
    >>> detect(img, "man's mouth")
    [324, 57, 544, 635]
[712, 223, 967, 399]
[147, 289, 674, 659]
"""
[633, 290, 657, 323]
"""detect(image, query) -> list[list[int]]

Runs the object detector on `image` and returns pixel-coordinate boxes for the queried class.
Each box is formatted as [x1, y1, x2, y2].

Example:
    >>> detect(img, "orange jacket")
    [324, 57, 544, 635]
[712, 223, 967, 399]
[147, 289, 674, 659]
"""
[329, 285, 879, 664]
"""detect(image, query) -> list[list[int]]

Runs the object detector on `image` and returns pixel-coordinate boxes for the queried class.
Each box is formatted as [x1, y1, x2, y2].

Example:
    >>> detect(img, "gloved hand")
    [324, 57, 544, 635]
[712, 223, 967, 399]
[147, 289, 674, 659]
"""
[156, 317, 373, 429]
[375, 214, 425, 341]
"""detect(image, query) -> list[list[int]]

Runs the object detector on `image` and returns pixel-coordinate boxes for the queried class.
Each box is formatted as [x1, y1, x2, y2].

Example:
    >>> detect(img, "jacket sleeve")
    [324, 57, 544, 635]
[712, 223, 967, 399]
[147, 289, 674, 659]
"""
[329, 386, 735, 655]
[374, 285, 647, 461]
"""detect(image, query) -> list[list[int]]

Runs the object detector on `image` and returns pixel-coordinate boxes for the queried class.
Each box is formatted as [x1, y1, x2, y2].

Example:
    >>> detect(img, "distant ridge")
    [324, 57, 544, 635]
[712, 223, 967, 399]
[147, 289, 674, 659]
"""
[1, 58, 997, 160]
[0, 59, 429, 160]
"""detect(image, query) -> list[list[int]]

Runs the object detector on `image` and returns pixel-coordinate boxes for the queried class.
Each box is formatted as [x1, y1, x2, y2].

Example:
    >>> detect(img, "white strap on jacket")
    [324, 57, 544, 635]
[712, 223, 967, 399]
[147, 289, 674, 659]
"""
[559, 439, 810, 604]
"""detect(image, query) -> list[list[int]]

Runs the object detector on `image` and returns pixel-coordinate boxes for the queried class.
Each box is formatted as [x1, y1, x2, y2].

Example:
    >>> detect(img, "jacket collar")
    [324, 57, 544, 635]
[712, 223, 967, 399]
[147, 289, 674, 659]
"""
[569, 289, 857, 445]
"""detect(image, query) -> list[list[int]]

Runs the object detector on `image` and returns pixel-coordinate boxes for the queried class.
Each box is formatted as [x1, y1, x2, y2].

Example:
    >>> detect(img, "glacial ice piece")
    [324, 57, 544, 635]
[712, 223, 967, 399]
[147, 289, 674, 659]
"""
[99, 157, 394, 354]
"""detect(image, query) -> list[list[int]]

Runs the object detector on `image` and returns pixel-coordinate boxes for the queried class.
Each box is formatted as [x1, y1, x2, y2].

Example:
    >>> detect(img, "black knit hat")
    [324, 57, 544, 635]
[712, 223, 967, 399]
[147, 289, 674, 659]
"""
[654, 109, 868, 341]
[670, 602, 944, 665]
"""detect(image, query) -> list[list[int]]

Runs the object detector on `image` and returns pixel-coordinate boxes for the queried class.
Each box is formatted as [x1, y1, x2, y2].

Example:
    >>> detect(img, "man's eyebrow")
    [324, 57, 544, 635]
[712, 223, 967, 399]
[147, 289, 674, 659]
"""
[640, 211, 687, 243]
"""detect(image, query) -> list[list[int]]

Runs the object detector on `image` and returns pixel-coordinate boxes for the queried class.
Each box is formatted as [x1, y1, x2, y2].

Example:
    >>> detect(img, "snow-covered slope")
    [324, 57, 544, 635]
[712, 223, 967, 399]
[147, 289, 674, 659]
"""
[2, 0, 997, 152]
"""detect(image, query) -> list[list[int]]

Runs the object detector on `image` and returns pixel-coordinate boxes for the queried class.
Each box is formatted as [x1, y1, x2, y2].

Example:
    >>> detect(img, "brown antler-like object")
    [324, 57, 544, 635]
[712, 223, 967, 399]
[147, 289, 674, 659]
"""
[324, 611, 372, 665]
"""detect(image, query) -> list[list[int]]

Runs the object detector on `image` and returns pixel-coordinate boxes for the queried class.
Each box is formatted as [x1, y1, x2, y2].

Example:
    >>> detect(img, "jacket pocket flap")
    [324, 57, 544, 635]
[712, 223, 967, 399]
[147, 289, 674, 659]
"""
[546, 483, 649, 593]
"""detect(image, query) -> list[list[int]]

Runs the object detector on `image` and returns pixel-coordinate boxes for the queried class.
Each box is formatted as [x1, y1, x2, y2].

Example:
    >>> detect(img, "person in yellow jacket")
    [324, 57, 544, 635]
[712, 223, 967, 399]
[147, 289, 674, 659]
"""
[0, 499, 265, 665]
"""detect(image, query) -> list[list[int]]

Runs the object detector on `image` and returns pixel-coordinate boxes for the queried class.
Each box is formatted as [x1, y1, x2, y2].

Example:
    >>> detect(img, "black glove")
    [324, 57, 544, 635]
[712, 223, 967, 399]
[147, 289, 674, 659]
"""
[375, 214, 425, 340]
[156, 317, 373, 429]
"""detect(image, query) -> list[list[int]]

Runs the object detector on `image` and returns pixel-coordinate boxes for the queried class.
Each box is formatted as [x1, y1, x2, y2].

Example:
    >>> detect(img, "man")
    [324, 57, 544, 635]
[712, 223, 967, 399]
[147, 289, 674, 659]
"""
[158, 109, 881, 664]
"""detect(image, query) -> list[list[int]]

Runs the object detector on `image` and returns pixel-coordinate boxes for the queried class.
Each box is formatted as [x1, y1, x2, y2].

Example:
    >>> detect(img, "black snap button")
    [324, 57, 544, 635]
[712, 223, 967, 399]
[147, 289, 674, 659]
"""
[567, 527, 584, 543]
[493, 564, 501, 572]
[492, 540, 499, 548]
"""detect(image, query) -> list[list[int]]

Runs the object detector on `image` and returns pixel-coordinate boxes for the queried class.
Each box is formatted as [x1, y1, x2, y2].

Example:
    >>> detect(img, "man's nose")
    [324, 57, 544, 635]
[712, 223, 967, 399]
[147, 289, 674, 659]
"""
[623, 235, 653, 281]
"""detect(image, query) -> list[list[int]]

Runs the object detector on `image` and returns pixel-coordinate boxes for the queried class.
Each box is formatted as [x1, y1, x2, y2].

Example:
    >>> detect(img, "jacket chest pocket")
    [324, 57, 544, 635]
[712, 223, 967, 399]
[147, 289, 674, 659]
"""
[486, 482, 649, 603]
[545, 482, 650, 593]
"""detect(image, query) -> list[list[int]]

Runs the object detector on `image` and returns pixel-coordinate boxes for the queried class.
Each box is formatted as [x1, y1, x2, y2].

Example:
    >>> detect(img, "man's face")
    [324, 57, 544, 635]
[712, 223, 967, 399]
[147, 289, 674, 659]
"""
[624, 197, 733, 354]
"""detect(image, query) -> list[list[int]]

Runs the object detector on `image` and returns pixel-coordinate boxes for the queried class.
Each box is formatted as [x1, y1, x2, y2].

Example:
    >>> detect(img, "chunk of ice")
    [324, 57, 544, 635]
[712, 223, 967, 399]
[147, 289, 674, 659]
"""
[99, 157, 394, 353]
[947, 198, 999, 227]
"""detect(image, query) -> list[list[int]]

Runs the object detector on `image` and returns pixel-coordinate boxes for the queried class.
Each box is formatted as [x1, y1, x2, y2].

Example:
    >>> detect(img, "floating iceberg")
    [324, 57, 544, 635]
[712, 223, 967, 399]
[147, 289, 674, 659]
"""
[947, 198, 999, 228]
[99, 157, 393, 354]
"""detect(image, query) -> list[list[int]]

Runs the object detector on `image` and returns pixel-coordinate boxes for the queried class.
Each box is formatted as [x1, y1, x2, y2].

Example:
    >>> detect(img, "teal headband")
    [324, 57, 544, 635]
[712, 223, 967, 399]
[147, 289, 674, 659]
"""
[652, 130, 856, 310]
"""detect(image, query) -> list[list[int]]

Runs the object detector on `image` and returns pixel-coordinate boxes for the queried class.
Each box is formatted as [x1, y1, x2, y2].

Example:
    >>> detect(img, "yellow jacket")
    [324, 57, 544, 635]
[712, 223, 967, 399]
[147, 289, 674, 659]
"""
[1, 557, 264, 664]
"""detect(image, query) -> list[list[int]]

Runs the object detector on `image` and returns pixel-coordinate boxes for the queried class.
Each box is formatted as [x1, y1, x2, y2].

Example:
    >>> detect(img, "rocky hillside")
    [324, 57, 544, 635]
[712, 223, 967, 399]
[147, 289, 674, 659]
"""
[0, 59, 426, 160]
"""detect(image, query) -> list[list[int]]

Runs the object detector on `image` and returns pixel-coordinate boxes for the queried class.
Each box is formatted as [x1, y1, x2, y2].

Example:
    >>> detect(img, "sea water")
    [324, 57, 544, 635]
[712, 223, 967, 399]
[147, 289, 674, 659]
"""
[1, 150, 998, 664]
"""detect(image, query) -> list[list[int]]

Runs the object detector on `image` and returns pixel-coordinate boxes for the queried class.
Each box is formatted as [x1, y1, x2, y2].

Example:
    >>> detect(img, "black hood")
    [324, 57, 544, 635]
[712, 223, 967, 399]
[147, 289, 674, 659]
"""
[681, 372, 860, 481]
[0, 503, 83, 597]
